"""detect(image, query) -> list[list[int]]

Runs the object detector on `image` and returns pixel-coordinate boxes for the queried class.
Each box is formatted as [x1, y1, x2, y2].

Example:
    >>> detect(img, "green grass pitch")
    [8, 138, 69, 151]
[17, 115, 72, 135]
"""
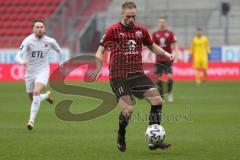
[0, 81, 240, 160]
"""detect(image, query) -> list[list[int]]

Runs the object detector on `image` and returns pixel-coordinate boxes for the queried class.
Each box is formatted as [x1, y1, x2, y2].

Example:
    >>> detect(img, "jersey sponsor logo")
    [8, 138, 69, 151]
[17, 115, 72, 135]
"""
[128, 40, 136, 52]
[135, 31, 143, 38]
[103, 40, 139, 55]
[32, 51, 44, 58]
[125, 40, 138, 55]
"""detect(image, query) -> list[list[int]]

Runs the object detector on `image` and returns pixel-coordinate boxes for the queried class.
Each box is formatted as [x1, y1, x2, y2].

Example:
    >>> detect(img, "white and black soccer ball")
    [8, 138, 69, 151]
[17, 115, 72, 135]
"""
[145, 124, 166, 144]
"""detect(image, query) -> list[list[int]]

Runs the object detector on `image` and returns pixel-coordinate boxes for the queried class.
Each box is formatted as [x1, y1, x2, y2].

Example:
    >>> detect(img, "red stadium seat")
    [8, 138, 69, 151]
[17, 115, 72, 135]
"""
[10, 14, 19, 21]
[13, 0, 22, 6]
[0, 29, 6, 37]
[0, 0, 61, 48]
[19, 0, 29, 6]
[0, 6, 8, 14]
[19, 13, 28, 21]
[0, 0, 4, 6]
[22, 6, 32, 14]
[4, 0, 13, 6]
[8, 6, 15, 14]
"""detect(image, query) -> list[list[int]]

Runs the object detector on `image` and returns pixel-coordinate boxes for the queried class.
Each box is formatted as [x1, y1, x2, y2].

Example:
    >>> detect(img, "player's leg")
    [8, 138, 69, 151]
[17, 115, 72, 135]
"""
[130, 73, 163, 126]
[28, 93, 33, 101]
[27, 70, 50, 130]
[27, 82, 45, 130]
[110, 77, 134, 152]
[155, 62, 165, 97]
[202, 60, 208, 84]
[167, 62, 174, 103]
[144, 87, 171, 149]
[203, 69, 207, 83]
[194, 60, 201, 84]
[167, 74, 174, 103]
[156, 74, 164, 97]
[144, 88, 163, 125]
[27, 91, 52, 103]
[117, 95, 135, 152]
[25, 72, 51, 103]
[39, 90, 52, 103]
[131, 73, 170, 150]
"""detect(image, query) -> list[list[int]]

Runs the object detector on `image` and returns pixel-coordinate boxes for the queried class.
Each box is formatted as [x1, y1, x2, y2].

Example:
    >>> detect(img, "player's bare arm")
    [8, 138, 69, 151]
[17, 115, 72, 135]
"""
[89, 45, 105, 81]
[172, 42, 179, 61]
[148, 43, 175, 61]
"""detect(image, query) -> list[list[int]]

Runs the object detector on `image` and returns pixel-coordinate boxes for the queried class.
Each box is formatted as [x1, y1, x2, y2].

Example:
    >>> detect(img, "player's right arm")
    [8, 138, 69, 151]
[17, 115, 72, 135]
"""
[89, 27, 113, 81]
[15, 38, 29, 65]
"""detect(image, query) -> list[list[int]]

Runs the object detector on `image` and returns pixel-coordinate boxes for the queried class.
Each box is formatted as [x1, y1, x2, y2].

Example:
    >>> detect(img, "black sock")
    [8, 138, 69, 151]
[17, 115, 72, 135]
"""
[168, 79, 173, 93]
[157, 80, 163, 97]
[149, 105, 162, 125]
[119, 112, 130, 136]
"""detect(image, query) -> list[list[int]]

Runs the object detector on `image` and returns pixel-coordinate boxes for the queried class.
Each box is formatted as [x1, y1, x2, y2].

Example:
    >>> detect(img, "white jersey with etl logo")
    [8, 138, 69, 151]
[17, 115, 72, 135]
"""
[16, 33, 62, 75]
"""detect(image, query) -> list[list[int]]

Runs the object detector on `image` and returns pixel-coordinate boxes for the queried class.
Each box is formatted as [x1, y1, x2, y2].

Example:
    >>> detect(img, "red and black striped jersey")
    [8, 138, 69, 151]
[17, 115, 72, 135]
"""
[152, 29, 176, 62]
[100, 22, 153, 79]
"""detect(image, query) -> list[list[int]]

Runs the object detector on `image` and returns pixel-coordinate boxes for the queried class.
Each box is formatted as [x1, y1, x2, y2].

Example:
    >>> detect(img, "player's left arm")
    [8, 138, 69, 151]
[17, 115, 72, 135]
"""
[147, 43, 175, 61]
[15, 38, 29, 65]
[51, 39, 64, 70]
[172, 42, 179, 62]
[143, 28, 174, 61]
[171, 33, 179, 61]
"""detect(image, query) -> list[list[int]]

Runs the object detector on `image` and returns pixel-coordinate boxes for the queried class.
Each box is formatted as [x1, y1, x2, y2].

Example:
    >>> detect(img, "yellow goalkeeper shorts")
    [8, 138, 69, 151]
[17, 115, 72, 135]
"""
[193, 59, 208, 69]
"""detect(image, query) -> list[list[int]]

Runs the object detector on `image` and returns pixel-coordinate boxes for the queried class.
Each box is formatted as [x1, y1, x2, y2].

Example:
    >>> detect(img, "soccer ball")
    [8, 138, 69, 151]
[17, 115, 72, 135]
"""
[145, 124, 166, 144]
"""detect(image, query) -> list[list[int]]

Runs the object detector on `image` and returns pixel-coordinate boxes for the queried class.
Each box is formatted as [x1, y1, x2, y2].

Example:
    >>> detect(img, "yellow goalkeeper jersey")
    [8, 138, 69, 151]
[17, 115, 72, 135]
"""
[190, 35, 210, 60]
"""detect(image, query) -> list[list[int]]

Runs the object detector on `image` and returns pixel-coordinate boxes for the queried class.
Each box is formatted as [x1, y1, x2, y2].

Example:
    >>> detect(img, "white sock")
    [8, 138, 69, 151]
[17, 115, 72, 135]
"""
[29, 95, 41, 122]
[40, 93, 48, 102]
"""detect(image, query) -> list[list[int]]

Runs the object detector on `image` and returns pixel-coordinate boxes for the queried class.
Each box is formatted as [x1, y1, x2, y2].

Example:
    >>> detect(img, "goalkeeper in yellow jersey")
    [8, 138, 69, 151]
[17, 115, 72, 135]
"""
[190, 28, 210, 84]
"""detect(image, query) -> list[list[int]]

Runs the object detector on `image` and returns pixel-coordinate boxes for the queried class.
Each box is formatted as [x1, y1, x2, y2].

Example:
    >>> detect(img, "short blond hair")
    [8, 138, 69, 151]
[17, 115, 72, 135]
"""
[122, 1, 136, 10]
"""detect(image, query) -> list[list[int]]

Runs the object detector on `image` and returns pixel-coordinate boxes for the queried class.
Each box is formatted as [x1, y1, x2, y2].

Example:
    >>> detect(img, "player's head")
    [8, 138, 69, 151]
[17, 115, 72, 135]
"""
[196, 27, 203, 37]
[32, 19, 46, 38]
[121, 1, 137, 27]
[159, 17, 167, 30]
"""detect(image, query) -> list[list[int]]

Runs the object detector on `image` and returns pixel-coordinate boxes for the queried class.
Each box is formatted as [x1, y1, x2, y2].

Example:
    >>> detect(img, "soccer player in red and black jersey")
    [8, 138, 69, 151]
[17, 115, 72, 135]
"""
[90, 2, 174, 152]
[152, 17, 178, 103]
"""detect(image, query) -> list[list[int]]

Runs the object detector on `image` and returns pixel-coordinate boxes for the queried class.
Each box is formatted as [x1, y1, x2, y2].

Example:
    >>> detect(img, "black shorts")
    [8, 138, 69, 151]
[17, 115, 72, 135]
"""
[110, 72, 156, 100]
[155, 61, 173, 74]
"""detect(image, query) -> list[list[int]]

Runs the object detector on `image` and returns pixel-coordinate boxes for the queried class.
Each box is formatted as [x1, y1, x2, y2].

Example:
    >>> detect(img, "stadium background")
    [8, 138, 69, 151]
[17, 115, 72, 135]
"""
[0, 0, 240, 81]
[0, 0, 240, 160]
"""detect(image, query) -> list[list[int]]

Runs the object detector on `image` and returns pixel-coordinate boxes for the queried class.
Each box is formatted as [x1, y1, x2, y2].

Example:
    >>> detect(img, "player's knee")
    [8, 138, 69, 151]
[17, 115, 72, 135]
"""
[123, 106, 134, 117]
[28, 93, 33, 101]
[168, 75, 173, 81]
[149, 96, 163, 106]
[157, 75, 163, 81]
[33, 90, 40, 96]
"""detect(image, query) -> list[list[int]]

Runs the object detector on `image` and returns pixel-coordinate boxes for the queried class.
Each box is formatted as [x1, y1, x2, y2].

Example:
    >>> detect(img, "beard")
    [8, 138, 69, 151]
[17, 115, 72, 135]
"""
[127, 21, 134, 27]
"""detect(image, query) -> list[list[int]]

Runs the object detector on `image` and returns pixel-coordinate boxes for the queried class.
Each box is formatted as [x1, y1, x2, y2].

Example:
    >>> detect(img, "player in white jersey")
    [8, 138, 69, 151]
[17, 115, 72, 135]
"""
[15, 19, 63, 130]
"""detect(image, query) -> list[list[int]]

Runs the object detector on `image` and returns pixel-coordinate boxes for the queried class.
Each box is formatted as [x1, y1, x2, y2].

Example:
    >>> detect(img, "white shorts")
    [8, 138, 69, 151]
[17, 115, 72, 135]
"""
[25, 69, 50, 93]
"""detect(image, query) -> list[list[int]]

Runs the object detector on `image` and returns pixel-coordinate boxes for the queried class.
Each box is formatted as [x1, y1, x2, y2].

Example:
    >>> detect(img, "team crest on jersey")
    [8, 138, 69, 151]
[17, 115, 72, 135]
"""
[135, 31, 143, 38]
[127, 40, 136, 52]
[165, 32, 169, 37]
